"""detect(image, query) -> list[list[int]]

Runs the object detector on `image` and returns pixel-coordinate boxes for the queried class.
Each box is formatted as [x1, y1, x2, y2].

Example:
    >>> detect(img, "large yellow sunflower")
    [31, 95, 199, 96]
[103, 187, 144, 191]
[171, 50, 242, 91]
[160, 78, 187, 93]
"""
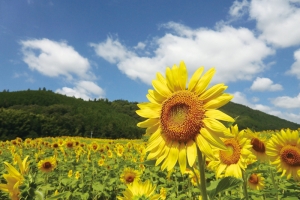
[117, 180, 161, 200]
[207, 125, 255, 178]
[136, 61, 234, 173]
[266, 129, 300, 180]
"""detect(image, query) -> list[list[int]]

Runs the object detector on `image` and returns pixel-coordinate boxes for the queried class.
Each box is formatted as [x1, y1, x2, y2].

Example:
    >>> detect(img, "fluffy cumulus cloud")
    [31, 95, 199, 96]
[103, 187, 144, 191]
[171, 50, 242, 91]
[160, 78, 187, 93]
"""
[21, 38, 105, 100]
[20, 38, 93, 80]
[286, 49, 300, 79]
[91, 22, 274, 85]
[232, 91, 300, 123]
[229, 0, 249, 17]
[250, 77, 283, 91]
[56, 81, 105, 101]
[249, 0, 300, 47]
[271, 93, 300, 108]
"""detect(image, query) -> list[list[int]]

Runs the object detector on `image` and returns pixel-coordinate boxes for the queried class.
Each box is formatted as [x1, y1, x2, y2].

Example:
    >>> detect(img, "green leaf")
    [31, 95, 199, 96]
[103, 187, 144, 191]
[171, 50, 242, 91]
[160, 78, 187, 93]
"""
[46, 191, 72, 200]
[207, 177, 243, 199]
[92, 182, 104, 192]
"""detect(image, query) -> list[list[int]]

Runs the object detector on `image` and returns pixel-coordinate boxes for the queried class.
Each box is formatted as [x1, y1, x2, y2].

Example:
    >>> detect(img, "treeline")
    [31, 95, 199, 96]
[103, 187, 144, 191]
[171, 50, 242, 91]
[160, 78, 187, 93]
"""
[0, 90, 299, 141]
[0, 90, 144, 140]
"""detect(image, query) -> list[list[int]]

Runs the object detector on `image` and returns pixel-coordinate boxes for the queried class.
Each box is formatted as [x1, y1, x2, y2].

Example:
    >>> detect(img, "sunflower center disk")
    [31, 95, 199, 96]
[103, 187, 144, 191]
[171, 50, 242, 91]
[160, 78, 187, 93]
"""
[160, 90, 205, 143]
[249, 174, 259, 184]
[280, 145, 300, 167]
[251, 138, 266, 153]
[219, 139, 241, 165]
[43, 162, 52, 169]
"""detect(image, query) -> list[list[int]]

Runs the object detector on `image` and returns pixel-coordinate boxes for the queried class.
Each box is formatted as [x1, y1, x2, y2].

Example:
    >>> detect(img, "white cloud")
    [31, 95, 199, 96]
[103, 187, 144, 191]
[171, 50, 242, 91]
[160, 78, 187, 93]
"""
[249, 0, 300, 47]
[56, 81, 105, 100]
[229, 0, 249, 17]
[134, 42, 146, 50]
[250, 77, 283, 91]
[286, 49, 300, 79]
[92, 22, 274, 85]
[232, 91, 300, 123]
[271, 93, 300, 108]
[21, 38, 92, 80]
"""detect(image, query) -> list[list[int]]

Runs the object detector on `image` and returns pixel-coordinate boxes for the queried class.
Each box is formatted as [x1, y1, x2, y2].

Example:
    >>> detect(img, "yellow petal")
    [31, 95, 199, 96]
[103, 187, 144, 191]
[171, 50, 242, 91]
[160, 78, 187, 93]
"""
[148, 89, 165, 104]
[178, 61, 188, 90]
[152, 79, 172, 98]
[203, 118, 227, 133]
[166, 67, 175, 92]
[186, 140, 197, 167]
[164, 141, 180, 171]
[137, 118, 159, 128]
[146, 135, 164, 152]
[200, 128, 226, 150]
[178, 143, 187, 174]
[194, 68, 216, 96]
[216, 163, 227, 178]
[204, 94, 233, 109]
[155, 140, 171, 167]
[148, 127, 162, 144]
[145, 122, 160, 135]
[147, 140, 166, 160]
[188, 67, 204, 92]
[200, 83, 226, 101]
[195, 134, 215, 161]
[205, 110, 235, 122]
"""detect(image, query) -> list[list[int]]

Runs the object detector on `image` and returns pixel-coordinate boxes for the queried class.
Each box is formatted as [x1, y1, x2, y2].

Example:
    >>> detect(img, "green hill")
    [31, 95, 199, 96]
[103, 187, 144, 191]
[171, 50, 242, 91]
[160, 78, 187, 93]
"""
[0, 90, 298, 140]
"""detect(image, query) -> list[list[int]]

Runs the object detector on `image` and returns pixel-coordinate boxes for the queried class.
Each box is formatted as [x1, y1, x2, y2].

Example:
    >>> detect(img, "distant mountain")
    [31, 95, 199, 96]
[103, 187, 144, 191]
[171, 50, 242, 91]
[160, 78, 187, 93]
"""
[0, 90, 298, 140]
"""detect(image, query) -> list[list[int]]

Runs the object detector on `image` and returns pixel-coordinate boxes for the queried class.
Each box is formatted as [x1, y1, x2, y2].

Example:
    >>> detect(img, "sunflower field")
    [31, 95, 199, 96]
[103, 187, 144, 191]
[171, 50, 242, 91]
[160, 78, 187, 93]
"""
[1, 61, 300, 200]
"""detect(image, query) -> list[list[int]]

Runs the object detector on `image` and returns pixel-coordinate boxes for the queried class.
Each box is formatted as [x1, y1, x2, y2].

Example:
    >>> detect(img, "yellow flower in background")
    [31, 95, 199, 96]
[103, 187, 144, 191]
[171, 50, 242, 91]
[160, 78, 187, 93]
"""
[68, 170, 73, 178]
[266, 129, 300, 180]
[120, 167, 141, 184]
[207, 125, 255, 178]
[185, 168, 200, 186]
[37, 157, 57, 173]
[245, 128, 269, 163]
[98, 158, 105, 166]
[107, 149, 113, 158]
[136, 61, 234, 173]
[247, 173, 265, 190]
[116, 145, 125, 157]
[75, 171, 80, 180]
[117, 180, 161, 200]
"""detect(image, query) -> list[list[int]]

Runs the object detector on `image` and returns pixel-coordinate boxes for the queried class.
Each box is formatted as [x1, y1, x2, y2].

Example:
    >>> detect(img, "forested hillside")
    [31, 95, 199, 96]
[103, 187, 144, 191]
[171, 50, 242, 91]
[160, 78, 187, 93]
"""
[0, 90, 299, 140]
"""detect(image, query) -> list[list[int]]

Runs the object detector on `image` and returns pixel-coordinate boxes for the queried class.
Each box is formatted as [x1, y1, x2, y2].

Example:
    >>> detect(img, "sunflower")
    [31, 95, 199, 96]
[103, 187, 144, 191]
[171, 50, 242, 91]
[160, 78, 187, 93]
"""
[136, 61, 234, 173]
[266, 129, 300, 180]
[120, 167, 141, 184]
[37, 157, 57, 173]
[247, 173, 265, 190]
[98, 158, 105, 166]
[245, 128, 269, 162]
[68, 170, 73, 178]
[185, 167, 200, 186]
[207, 125, 255, 178]
[117, 180, 161, 200]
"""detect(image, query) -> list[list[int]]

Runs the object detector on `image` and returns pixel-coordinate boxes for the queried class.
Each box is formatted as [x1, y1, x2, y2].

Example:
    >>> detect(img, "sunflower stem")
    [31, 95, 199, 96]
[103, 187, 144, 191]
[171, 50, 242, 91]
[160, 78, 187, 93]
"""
[242, 170, 249, 200]
[197, 148, 208, 200]
[269, 167, 279, 200]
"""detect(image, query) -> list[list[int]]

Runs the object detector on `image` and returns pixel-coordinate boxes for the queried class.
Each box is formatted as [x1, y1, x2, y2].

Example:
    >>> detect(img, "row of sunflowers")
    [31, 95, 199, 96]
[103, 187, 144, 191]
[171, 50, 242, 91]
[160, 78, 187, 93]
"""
[1, 61, 300, 199]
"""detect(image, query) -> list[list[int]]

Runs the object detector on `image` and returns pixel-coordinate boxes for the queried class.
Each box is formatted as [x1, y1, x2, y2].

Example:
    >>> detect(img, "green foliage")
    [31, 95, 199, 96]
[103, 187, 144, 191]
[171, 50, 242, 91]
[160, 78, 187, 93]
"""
[0, 90, 299, 140]
[0, 90, 144, 140]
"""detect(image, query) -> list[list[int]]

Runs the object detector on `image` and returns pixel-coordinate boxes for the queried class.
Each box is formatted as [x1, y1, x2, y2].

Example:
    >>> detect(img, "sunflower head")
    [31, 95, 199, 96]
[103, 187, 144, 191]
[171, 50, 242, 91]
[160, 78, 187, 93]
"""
[37, 157, 57, 173]
[136, 61, 234, 173]
[248, 173, 265, 190]
[266, 129, 300, 180]
[208, 125, 255, 178]
[117, 180, 161, 200]
[120, 167, 141, 184]
[245, 128, 269, 162]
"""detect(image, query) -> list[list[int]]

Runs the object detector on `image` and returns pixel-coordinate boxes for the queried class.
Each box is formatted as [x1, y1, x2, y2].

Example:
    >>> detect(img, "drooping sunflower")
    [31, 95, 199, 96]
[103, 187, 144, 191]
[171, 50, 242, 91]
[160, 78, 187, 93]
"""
[207, 125, 255, 178]
[37, 157, 57, 173]
[120, 167, 141, 184]
[117, 180, 161, 200]
[136, 61, 234, 173]
[245, 128, 269, 163]
[247, 173, 265, 190]
[266, 129, 300, 180]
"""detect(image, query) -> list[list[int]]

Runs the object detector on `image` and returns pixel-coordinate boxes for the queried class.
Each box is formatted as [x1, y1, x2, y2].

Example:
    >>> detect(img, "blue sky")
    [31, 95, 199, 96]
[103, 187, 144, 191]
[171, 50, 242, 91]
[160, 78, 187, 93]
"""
[1, 0, 300, 124]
